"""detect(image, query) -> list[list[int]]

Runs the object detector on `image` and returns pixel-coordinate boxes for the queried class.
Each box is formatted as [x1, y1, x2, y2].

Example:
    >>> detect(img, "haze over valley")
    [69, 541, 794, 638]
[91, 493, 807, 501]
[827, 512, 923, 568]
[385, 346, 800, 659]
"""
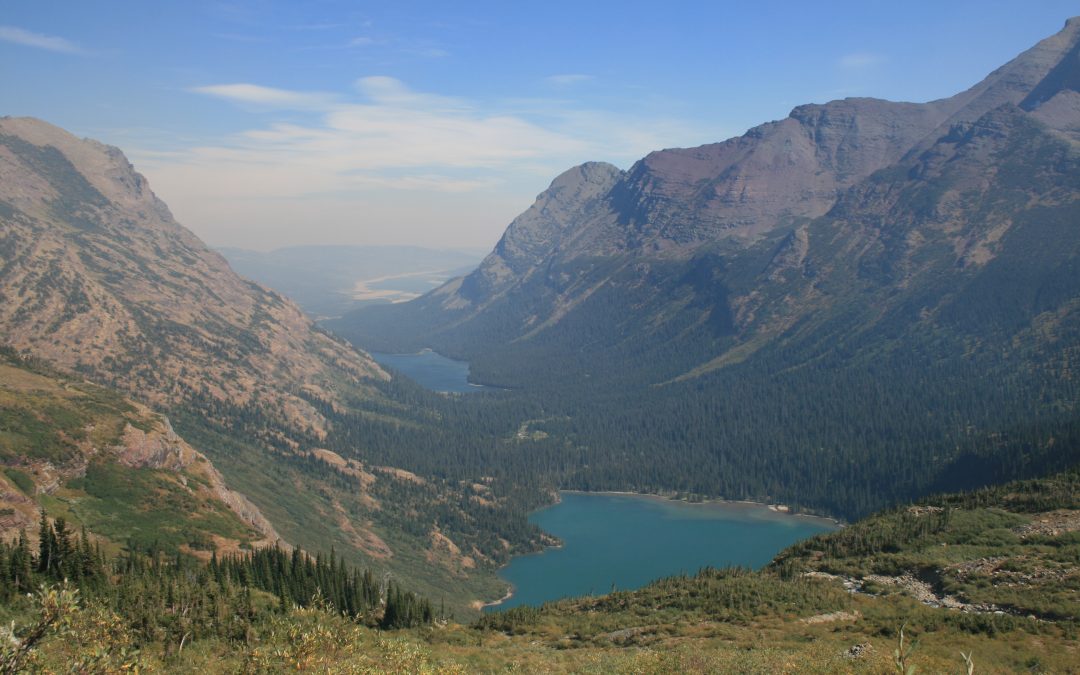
[1, 4, 1079, 672]
[218, 245, 484, 318]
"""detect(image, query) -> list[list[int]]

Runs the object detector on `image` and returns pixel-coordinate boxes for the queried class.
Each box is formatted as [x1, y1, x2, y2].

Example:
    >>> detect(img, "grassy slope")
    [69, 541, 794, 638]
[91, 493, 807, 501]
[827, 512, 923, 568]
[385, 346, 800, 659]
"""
[169, 413, 520, 618]
[0, 351, 263, 555]
[18, 467, 1075, 673]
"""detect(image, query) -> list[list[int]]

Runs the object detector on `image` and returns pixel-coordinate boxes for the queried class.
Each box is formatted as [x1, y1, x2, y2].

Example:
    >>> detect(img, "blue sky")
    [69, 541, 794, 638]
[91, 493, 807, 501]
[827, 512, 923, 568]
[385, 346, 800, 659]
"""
[1, 1, 1076, 249]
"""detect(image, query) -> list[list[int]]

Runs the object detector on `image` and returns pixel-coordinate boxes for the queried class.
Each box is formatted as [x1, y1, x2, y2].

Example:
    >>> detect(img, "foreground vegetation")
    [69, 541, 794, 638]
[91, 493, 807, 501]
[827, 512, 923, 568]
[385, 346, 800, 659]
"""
[3, 469, 1076, 672]
[0, 514, 437, 673]
[0, 347, 546, 617]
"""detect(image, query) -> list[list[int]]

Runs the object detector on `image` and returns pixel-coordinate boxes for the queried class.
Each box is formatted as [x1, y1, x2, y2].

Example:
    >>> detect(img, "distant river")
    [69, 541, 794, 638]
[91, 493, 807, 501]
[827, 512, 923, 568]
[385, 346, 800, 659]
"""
[369, 349, 494, 394]
[489, 492, 836, 611]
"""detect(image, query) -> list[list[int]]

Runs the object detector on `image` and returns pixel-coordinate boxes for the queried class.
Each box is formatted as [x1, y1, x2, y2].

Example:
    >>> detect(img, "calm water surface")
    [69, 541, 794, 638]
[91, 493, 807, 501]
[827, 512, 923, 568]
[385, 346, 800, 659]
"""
[369, 349, 493, 394]
[490, 492, 835, 610]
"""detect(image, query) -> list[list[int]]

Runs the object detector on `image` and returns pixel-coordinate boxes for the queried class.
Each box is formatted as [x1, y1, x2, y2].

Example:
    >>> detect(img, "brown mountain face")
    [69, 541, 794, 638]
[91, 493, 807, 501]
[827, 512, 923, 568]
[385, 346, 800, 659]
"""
[0, 120, 550, 612]
[0, 116, 384, 552]
[328, 18, 1080, 520]
[434, 97, 956, 317]
[335, 17, 1080, 362]
[0, 117, 387, 441]
[718, 101, 1080, 374]
[607, 97, 957, 250]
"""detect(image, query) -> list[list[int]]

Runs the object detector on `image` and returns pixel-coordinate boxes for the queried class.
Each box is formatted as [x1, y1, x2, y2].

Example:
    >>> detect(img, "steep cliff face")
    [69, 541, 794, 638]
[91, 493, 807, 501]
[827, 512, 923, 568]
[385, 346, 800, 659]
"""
[607, 97, 958, 251]
[335, 17, 1080, 372]
[711, 102, 1080, 374]
[0, 117, 387, 439]
[439, 162, 624, 311]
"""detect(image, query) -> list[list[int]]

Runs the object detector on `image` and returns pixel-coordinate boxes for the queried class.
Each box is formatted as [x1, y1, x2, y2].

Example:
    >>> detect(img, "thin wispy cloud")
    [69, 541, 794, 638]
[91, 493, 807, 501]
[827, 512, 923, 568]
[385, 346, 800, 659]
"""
[174, 77, 586, 197]
[353, 76, 467, 111]
[138, 77, 716, 247]
[190, 83, 338, 110]
[404, 46, 449, 58]
[293, 35, 388, 52]
[0, 25, 82, 54]
[838, 52, 885, 70]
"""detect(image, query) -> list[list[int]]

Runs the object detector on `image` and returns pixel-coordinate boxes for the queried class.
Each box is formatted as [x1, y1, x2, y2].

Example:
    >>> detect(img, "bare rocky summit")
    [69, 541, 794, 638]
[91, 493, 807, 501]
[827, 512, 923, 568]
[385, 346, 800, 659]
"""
[0, 117, 387, 440]
[337, 17, 1080, 372]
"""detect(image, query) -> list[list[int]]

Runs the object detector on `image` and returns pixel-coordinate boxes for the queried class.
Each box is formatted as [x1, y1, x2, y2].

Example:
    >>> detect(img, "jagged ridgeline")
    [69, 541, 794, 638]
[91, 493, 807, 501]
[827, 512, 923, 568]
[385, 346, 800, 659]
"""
[0, 117, 550, 616]
[332, 18, 1080, 519]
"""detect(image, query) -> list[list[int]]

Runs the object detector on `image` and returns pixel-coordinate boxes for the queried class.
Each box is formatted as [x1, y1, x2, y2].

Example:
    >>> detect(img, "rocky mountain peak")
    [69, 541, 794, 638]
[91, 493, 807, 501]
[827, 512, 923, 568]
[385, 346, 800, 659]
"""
[938, 16, 1080, 128]
[454, 161, 624, 303]
[1020, 20, 1080, 111]
[0, 117, 173, 223]
[602, 96, 955, 252]
[0, 117, 387, 438]
[547, 161, 623, 193]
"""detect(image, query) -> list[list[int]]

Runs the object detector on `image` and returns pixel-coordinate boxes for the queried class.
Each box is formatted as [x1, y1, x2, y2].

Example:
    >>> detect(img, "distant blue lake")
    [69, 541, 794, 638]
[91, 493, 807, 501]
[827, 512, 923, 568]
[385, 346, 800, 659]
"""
[370, 349, 494, 394]
[489, 492, 835, 611]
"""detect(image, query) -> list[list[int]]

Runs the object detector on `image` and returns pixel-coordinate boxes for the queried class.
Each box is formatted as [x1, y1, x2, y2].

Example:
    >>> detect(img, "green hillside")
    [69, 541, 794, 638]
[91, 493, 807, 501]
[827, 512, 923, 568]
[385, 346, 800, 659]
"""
[6, 467, 1076, 673]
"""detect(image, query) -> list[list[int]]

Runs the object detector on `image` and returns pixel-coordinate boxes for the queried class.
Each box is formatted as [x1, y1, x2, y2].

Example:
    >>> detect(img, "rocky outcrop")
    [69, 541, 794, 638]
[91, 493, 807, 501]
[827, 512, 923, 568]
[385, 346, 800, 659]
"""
[113, 413, 286, 547]
[0, 356, 285, 550]
[207, 471, 286, 549]
[115, 418, 195, 472]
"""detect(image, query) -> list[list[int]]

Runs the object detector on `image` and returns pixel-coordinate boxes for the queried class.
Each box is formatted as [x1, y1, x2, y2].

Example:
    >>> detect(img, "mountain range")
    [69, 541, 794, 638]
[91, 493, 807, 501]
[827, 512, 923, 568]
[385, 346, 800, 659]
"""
[1, 14, 1080, 671]
[1, 10, 1079, 632]
[0, 116, 546, 613]
[331, 18, 1080, 517]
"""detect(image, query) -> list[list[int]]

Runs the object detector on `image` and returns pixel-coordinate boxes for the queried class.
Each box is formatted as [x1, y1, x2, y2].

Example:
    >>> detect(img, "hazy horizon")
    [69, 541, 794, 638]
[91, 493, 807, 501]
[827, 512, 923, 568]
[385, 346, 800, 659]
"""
[2, 1, 1076, 250]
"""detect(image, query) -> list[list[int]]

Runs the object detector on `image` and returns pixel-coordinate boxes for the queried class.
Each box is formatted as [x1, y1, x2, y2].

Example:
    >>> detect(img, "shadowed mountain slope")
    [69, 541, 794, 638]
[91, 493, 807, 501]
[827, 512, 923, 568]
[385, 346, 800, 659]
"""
[331, 18, 1080, 519]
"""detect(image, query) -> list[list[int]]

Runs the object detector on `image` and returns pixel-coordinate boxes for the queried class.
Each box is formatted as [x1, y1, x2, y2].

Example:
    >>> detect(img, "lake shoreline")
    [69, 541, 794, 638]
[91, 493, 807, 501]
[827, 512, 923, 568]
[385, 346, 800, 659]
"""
[553, 489, 843, 527]
[480, 586, 515, 609]
[369, 349, 502, 393]
[479, 489, 839, 611]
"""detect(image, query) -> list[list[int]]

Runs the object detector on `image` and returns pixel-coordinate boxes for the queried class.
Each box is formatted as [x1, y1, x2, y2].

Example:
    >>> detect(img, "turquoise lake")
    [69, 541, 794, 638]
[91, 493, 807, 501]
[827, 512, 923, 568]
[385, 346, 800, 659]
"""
[490, 492, 836, 611]
[369, 349, 494, 394]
